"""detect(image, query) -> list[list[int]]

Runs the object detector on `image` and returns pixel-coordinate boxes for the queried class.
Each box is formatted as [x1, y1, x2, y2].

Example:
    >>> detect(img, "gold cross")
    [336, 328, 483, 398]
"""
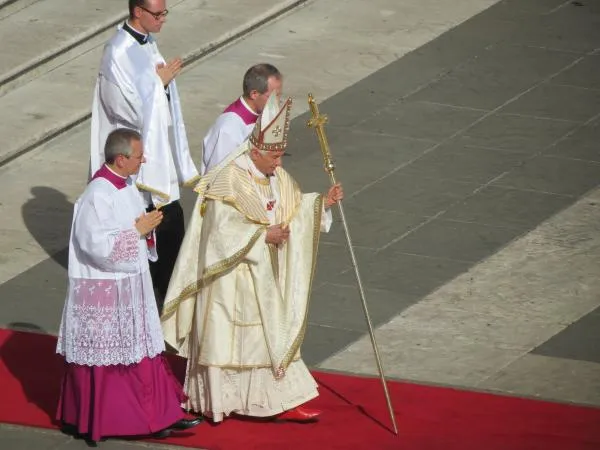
[271, 125, 282, 137]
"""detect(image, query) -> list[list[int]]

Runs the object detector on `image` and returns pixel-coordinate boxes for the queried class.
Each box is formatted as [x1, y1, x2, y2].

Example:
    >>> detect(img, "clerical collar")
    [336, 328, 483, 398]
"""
[123, 21, 149, 45]
[223, 97, 259, 125]
[91, 164, 128, 190]
[240, 97, 259, 117]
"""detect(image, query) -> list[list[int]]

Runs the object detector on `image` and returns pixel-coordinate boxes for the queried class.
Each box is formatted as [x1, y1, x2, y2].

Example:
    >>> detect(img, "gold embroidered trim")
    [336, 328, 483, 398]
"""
[195, 357, 300, 370]
[249, 98, 292, 152]
[161, 280, 201, 320]
[135, 182, 170, 201]
[203, 227, 265, 280]
[280, 195, 323, 370]
[161, 228, 265, 320]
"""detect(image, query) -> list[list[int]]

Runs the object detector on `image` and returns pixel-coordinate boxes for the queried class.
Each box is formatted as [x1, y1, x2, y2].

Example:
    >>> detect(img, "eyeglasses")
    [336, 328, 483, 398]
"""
[121, 152, 144, 161]
[138, 6, 169, 20]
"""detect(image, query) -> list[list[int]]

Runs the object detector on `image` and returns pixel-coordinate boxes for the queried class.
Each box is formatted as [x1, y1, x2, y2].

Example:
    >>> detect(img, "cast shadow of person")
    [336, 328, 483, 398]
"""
[0, 323, 63, 424]
[21, 187, 74, 269]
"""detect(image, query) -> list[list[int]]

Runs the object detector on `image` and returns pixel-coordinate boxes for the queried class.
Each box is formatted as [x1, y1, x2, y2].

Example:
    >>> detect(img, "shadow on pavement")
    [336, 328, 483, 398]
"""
[21, 187, 73, 269]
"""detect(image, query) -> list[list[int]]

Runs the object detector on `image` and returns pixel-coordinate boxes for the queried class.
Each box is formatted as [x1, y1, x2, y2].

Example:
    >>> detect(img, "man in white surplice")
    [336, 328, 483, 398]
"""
[161, 92, 344, 423]
[90, 0, 199, 311]
[201, 63, 283, 174]
[56, 129, 201, 443]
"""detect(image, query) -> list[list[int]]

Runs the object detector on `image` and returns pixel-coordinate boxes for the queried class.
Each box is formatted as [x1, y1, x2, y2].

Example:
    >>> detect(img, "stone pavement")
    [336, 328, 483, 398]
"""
[0, 0, 314, 165]
[1, 0, 600, 448]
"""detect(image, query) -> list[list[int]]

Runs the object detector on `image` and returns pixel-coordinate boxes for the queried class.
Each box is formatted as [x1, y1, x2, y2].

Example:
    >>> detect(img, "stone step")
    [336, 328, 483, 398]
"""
[0, 0, 311, 167]
[0, 0, 128, 94]
[0, 0, 39, 20]
[0, 0, 501, 285]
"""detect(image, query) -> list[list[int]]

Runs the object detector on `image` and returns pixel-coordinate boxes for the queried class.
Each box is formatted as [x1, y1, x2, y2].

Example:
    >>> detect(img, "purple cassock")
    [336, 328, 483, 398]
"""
[56, 164, 186, 441]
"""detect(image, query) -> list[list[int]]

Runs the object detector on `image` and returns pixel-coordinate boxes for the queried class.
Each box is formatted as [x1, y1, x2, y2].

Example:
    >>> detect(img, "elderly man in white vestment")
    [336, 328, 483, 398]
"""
[90, 0, 199, 312]
[161, 92, 344, 423]
[201, 63, 283, 174]
[56, 129, 201, 444]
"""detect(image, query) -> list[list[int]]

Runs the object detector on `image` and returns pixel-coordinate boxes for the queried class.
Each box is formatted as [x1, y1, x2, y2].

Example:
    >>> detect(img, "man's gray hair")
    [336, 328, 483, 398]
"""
[242, 63, 281, 97]
[104, 128, 142, 164]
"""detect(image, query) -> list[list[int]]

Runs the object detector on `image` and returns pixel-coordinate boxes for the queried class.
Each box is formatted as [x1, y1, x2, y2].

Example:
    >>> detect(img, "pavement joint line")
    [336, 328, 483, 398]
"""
[306, 322, 364, 333]
[474, 348, 535, 388]
[0, 0, 50, 21]
[0, 0, 315, 169]
[0, 114, 91, 169]
[460, 143, 564, 155]
[544, 0, 572, 15]
[347, 141, 441, 200]
[337, 243, 478, 270]
[514, 44, 590, 55]
[179, 0, 314, 70]
[380, 250, 476, 265]
[325, 125, 440, 144]
[324, 282, 399, 295]
[413, 100, 492, 113]
[337, 45, 496, 134]
[350, 54, 588, 202]
[543, 111, 600, 151]
[41, 38, 108, 78]
[320, 241, 375, 252]
[0, 0, 20, 11]
[0, 12, 129, 90]
[459, 144, 555, 156]
[375, 211, 446, 253]
[543, 154, 600, 164]
[546, 81, 600, 92]
[549, 83, 600, 93]
[495, 112, 583, 124]
[429, 217, 525, 231]
[485, 183, 578, 199]
[375, 159, 564, 254]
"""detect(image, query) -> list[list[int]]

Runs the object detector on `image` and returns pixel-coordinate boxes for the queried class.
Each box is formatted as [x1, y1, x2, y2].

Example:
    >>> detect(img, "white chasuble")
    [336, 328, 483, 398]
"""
[90, 27, 199, 207]
[161, 161, 332, 420]
[57, 178, 164, 366]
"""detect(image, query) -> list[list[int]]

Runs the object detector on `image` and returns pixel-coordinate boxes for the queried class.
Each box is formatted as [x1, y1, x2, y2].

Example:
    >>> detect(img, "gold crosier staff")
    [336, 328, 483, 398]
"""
[307, 94, 398, 435]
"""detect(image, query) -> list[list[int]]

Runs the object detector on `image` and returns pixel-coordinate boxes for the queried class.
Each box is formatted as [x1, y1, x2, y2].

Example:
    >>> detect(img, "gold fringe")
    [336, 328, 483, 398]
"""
[135, 182, 170, 201]
[182, 174, 201, 188]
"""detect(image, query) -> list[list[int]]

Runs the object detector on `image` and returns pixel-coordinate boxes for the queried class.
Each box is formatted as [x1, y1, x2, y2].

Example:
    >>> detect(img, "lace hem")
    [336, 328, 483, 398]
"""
[108, 229, 139, 263]
[57, 274, 165, 366]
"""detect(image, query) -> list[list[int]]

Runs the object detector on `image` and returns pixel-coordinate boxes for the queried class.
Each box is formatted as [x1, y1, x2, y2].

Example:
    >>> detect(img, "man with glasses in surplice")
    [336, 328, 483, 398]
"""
[90, 0, 200, 315]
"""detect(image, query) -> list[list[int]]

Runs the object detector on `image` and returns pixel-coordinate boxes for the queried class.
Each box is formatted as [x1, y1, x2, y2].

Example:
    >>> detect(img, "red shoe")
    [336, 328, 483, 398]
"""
[276, 406, 321, 423]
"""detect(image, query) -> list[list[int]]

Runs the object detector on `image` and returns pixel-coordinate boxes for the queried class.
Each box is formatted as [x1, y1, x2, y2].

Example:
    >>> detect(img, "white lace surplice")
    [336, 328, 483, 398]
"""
[56, 178, 165, 366]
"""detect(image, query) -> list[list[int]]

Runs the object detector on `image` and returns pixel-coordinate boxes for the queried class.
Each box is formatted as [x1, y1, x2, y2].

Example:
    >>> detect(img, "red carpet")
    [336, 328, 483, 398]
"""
[1, 329, 599, 450]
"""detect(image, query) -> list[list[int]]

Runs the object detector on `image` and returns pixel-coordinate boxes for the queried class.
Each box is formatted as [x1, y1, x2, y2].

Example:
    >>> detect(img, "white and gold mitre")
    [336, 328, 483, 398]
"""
[249, 91, 292, 152]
